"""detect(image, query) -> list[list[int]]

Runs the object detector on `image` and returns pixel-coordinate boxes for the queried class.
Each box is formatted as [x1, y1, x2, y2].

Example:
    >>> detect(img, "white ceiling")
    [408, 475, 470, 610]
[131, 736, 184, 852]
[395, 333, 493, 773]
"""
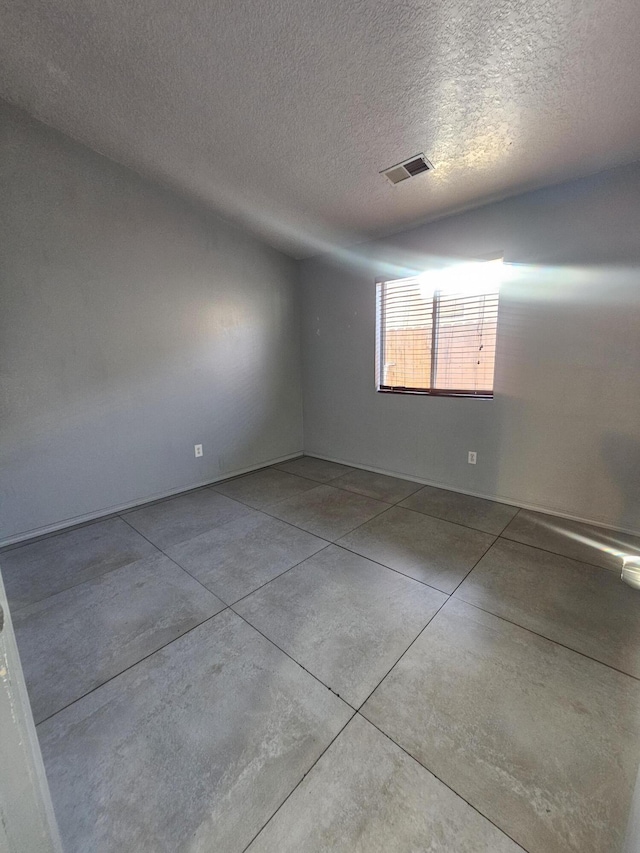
[2, 0, 640, 257]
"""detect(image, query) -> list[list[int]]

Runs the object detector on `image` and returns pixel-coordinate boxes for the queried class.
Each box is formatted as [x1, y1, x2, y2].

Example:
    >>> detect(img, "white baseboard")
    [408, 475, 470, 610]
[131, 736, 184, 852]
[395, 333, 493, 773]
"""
[4, 448, 638, 547]
[308, 452, 640, 538]
[0, 451, 304, 549]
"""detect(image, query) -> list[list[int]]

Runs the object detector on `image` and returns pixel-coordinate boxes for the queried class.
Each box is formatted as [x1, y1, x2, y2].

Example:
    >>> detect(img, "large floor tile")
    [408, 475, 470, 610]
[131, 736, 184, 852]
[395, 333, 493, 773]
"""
[455, 538, 640, 677]
[38, 611, 351, 853]
[400, 485, 518, 534]
[265, 484, 389, 541]
[332, 468, 422, 503]
[166, 512, 327, 603]
[247, 714, 523, 853]
[14, 553, 224, 723]
[235, 545, 446, 707]
[338, 506, 494, 593]
[212, 468, 316, 508]
[275, 455, 355, 482]
[362, 599, 640, 853]
[501, 509, 640, 572]
[122, 488, 252, 548]
[0, 517, 158, 609]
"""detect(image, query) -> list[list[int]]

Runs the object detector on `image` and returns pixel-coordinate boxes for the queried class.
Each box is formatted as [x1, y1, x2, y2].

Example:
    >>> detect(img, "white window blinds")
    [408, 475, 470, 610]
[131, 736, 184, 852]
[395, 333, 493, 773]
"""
[377, 260, 501, 397]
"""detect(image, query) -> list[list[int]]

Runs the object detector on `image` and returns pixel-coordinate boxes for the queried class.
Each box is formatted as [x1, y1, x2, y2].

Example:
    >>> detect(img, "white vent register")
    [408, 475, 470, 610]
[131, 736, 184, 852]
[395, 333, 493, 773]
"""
[382, 154, 434, 184]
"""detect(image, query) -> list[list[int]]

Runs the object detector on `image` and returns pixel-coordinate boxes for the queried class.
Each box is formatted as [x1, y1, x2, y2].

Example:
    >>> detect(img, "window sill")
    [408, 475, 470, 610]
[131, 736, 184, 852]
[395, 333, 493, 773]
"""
[377, 387, 493, 399]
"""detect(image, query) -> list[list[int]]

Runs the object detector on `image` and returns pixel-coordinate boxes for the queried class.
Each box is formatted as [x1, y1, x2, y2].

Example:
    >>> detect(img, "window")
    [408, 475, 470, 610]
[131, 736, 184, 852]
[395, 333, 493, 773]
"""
[376, 258, 502, 398]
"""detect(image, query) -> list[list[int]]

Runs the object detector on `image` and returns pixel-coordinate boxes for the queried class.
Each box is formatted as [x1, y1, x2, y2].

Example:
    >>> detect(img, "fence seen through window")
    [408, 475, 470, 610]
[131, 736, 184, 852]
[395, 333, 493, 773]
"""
[376, 259, 502, 397]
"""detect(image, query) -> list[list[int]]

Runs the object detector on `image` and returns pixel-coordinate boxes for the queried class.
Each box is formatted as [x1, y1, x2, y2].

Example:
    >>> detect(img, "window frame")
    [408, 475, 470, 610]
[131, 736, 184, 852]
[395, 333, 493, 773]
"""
[375, 263, 501, 400]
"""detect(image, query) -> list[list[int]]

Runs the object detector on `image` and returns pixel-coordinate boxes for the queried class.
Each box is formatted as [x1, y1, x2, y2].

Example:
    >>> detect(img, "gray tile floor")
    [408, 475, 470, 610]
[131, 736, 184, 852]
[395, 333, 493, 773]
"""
[3, 456, 640, 853]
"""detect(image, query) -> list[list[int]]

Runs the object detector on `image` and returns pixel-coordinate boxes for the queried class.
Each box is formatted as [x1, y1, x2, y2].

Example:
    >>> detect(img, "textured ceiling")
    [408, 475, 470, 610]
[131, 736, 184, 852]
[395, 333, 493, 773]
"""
[2, 0, 640, 257]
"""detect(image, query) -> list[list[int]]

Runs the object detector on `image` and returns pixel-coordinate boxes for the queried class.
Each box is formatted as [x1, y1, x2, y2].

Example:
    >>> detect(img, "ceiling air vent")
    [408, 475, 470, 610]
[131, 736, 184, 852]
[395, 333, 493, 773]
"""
[381, 154, 433, 184]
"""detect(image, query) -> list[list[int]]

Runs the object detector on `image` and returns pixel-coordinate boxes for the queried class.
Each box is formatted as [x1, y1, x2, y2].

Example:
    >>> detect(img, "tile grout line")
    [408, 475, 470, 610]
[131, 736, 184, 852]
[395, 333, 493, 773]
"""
[5, 540, 170, 615]
[0, 458, 517, 554]
[124, 496, 640, 691]
[117, 514, 230, 603]
[119, 484, 632, 580]
[122, 505, 395, 849]
[119, 493, 397, 609]
[498, 530, 623, 575]
[113, 512, 330, 613]
[9, 464, 618, 588]
[20, 470, 637, 692]
[254, 495, 393, 540]
[0, 481, 239, 554]
[235, 540, 524, 849]
[333, 519, 500, 602]
[0, 455, 311, 553]
[203, 485, 338, 543]
[0, 451, 307, 552]
[350, 538, 502, 716]
[251, 470, 518, 540]
[229, 606, 358, 711]
[451, 595, 640, 683]
[333, 512, 528, 847]
[13, 481, 629, 692]
[293, 481, 637, 574]
[447, 535, 503, 598]
[115, 519, 352, 672]
[119, 487, 494, 721]
[35, 513, 331, 727]
[7, 459, 635, 571]
[148, 517, 334, 609]
[6, 475, 491, 614]
[226, 542, 333, 608]
[395, 501, 520, 538]
[358, 713, 530, 853]
[294, 475, 425, 506]
[206, 498, 332, 542]
[8, 475, 475, 626]
[298, 467, 521, 533]
[210, 471, 515, 603]
[303, 457, 640, 540]
[238, 710, 358, 853]
[310, 469, 519, 526]
[34, 608, 230, 728]
[334, 534, 498, 597]
[353, 594, 452, 711]
[34, 510, 358, 731]
[212, 463, 436, 530]
[11, 482, 613, 634]
[22, 463, 633, 849]
[209, 475, 401, 547]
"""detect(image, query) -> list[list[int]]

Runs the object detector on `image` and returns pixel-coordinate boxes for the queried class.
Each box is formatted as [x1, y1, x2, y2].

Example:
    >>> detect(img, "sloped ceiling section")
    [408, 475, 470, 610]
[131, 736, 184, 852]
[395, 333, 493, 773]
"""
[1, 0, 640, 257]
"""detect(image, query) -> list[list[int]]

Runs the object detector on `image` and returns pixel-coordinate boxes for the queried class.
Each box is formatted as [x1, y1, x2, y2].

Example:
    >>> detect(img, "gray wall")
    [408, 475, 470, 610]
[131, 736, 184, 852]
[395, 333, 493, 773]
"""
[0, 102, 303, 543]
[300, 164, 640, 532]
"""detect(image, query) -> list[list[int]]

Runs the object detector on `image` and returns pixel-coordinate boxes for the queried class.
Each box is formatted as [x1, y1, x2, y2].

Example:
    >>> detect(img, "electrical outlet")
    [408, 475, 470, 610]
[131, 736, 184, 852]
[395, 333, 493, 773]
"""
[468, 451, 477, 464]
[194, 444, 203, 458]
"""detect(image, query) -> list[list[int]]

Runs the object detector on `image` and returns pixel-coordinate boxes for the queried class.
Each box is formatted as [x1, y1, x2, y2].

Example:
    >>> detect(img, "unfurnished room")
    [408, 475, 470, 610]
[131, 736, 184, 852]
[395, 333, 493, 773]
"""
[1, 1, 640, 852]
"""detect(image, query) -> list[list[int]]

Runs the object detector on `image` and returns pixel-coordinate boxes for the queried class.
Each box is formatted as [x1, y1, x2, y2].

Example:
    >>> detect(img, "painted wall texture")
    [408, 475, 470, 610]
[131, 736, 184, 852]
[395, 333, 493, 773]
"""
[300, 163, 640, 532]
[0, 102, 303, 542]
